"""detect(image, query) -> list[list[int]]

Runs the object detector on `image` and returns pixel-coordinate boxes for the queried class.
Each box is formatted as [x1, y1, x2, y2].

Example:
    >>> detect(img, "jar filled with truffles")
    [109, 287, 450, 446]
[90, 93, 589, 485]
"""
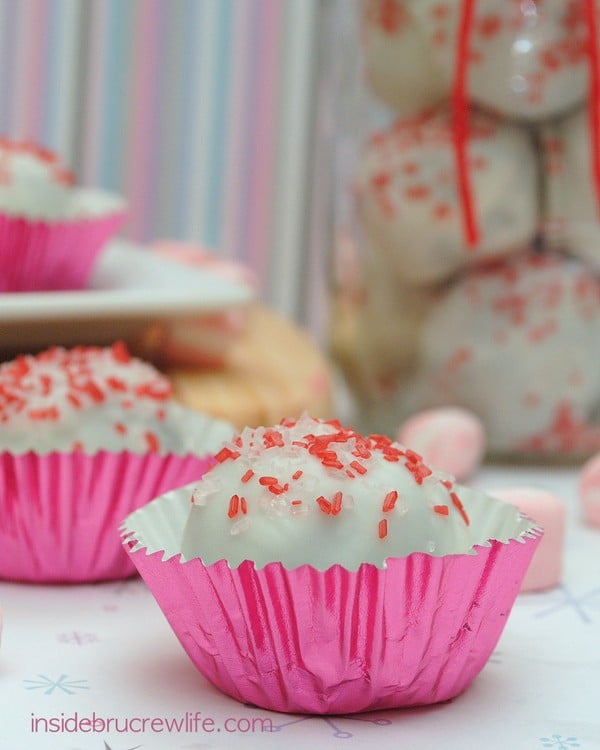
[325, 0, 600, 460]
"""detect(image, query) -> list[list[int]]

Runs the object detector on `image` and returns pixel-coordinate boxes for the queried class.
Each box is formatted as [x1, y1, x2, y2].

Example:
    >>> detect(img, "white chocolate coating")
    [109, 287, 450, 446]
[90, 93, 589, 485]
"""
[181, 415, 486, 569]
[361, 0, 446, 115]
[356, 108, 538, 286]
[542, 109, 600, 269]
[414, 253, 600, 454]
[0, 141, 73, 220]
[0, 343, 233, 454]
[414, 0, 588, 122]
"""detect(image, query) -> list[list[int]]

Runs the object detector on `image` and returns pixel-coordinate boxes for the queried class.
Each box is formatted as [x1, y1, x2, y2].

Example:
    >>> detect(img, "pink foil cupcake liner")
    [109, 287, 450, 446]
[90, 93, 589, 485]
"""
[0, 189, 126, 292]
[0, 451, 214, 583]
[122, 486, 542, 715]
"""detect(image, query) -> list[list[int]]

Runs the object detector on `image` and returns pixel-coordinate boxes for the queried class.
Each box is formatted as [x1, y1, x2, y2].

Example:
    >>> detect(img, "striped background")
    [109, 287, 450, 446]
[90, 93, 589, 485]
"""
[0, 0, 326, 331]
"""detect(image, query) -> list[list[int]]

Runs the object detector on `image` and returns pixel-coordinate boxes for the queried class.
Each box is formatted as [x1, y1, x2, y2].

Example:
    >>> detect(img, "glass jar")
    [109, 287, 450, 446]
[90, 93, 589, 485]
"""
[325, 0, 600, 459]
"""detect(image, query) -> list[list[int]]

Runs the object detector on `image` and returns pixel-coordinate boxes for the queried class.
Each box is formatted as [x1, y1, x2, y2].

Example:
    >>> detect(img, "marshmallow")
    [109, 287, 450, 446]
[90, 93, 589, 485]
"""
[414, 252, 600, 455]
[578, 452, 600, 528]
[415, 0, 588, 122]
[356, 107, 539, 286]
[490, 487, 565, 592]
[398, 407, 485, 482]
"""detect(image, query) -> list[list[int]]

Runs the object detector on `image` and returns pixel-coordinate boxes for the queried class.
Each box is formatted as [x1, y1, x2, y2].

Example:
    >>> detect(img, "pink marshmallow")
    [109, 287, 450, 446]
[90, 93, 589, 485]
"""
[398, 407, 485, 482]
[490, 488, 565, 592]
[578, 452, 600, 528]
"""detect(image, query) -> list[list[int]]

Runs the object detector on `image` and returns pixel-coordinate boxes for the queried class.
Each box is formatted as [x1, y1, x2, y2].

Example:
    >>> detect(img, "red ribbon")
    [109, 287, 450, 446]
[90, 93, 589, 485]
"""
[453, 0, 479, 248]
[585, 0, 600, 219]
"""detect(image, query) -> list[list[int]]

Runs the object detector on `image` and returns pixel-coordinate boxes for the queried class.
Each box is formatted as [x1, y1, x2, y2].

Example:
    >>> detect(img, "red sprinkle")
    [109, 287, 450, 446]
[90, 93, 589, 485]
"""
[263, 429, 284, 448]
[450, 491, 470, 526]
[134, 382, 170, 401]
[40, 374, 52, 396]
[215, 447, 241, 463]
[259, 475, 278, 486]
[268, 483, 286, 495]
[228, 494, 240, 518]
[145, 431, 160, 452]
[433, 505, 450, 516]
[331, 491, 343, 515]
[81, 380, 105, 403]
[350, 460, 367, 475]
[106, 376, 127, 392]
[382, 490, 398, 512]
[316, 496, 332, 514]
[241, 469, 255, 483]
[291, 500, 302, 506]
[378, 519, 388, 539]
[114, 422, 127, 435]
[292, 470, 303, 480]
[28, 406, 60, 421]
[405, 460, 433, 485]
[111, 341, 131, 364]
[66, 393, 82, 409]
[240, 496, 248, 514]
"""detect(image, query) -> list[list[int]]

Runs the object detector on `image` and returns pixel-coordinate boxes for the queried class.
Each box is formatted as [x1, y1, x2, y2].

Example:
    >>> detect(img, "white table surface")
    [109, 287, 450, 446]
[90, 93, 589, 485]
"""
[0, 465, 599, 750]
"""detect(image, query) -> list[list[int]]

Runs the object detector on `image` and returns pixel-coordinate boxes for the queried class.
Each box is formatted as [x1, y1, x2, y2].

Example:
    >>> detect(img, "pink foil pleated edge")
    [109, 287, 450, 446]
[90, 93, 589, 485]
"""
[0, 451, 214, 583]
[122, 490, 542, 715]
[0, 206, 126, 292]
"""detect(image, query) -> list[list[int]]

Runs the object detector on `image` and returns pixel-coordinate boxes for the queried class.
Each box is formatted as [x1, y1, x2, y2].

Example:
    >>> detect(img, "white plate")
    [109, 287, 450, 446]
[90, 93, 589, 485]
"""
[0, 239, 255, 352]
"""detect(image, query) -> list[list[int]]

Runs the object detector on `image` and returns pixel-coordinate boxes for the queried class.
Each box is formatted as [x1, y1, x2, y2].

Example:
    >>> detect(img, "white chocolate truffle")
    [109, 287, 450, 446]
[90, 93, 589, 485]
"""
[414, 0, 588, 122]
[0, 140, 73, 220]
[356, 108, 539, 286]
[414, 253, 600, 455]
[361, 0, 446, 115]
[0, 342, 233, 455]
[181, 415, 479, 569]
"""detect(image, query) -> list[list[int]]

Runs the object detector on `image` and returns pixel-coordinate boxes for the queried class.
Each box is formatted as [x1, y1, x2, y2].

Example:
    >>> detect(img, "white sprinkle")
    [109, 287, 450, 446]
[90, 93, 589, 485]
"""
[191, 487, 207, 506]
[198, 474, 223, 498]
[230, 517, 251, 536]
[259, 496, 287, 518]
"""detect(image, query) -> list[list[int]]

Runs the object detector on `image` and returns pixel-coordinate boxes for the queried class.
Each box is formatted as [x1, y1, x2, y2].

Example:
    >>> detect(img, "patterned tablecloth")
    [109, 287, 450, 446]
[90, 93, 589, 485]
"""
[0, 465, 598, 750]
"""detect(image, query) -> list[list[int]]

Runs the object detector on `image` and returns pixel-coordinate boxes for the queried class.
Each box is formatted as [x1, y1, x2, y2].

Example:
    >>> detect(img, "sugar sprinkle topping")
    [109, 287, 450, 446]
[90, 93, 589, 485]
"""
[0, 342, 173, 451]
[190, 415, 470, 541]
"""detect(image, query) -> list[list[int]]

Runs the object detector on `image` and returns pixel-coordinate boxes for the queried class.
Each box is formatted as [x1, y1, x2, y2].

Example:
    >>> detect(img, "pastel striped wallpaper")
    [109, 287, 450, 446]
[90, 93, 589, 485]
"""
[0, 0, 325, 330]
